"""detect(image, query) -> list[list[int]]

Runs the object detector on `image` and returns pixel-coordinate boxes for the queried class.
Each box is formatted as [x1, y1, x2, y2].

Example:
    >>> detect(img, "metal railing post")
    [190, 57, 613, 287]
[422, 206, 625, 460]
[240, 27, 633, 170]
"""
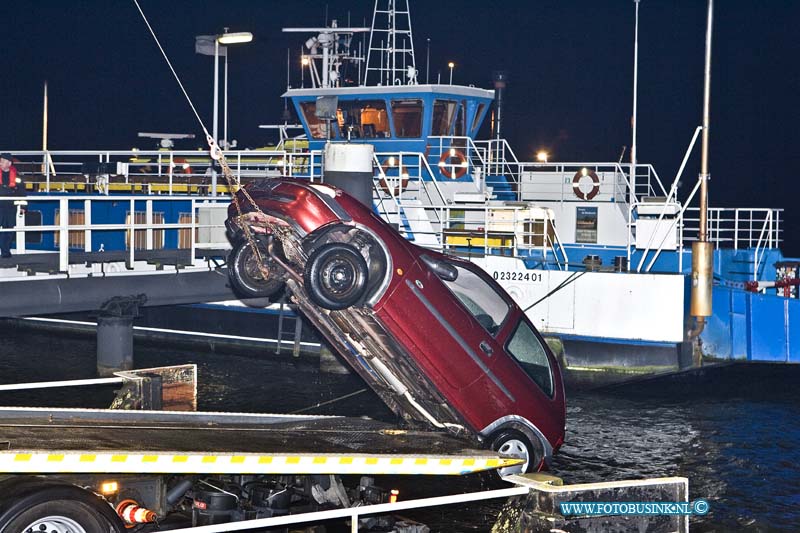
[58, 197, 69, 272]
[128, 198, 135, 268]
[145, 199, 154, 250]
[84, 199, 92, 252]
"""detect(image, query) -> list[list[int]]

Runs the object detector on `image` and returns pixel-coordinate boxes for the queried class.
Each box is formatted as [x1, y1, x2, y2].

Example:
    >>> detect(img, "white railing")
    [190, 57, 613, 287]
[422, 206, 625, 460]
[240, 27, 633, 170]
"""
[0, 195, 230, 276]
[6, 150, 321, 195]
[684, 207, 783, 251]
[371, 201, 569, 269]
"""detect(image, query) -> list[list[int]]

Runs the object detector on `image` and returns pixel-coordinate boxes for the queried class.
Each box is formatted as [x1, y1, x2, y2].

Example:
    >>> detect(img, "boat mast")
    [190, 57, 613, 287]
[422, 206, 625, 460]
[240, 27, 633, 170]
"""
[631, 0, 640, 202]
[364, 0, 417, 85]
[284, 23, 369, 89]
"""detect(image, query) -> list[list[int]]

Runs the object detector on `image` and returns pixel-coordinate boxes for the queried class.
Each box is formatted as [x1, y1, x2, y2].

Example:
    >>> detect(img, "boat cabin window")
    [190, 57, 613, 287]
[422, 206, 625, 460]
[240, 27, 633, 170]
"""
[472, 103, 486, 134]
[506, 320, 554, 397]
[336, 99, 390, 139]
[432, 99, 458, 136]
[300, 102, 329, 139]
[391, 99, 423, 138]
[454, 100, 467, 137]
[440, 261, 511, 336]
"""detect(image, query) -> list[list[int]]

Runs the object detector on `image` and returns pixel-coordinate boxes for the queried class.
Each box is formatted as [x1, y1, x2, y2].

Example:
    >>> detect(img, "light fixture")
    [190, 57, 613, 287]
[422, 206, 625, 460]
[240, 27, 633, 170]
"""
[536, 151, 549, 163]
[217, 32, 253, 45]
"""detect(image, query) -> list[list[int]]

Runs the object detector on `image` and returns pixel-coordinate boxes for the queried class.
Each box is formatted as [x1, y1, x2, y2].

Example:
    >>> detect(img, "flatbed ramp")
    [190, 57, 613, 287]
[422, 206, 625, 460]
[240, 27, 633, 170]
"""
[0, 407, 520, 476]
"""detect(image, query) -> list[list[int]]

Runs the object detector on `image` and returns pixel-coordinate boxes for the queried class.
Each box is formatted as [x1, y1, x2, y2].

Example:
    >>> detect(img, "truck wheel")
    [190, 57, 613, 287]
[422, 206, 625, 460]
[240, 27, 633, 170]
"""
[304, 243, 368, 310]
[228, 238, 285, 299]
[0, 482, 124, 533]
[490, 430, 540, 476]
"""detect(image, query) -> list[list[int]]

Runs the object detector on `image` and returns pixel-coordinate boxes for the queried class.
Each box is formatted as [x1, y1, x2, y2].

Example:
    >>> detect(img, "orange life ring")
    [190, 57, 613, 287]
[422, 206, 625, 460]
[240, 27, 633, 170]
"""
[171, 157, 193, 176]
[438, 149, 468, 179]
[572, 168, 600, 200]
[379, 158, 409, 196]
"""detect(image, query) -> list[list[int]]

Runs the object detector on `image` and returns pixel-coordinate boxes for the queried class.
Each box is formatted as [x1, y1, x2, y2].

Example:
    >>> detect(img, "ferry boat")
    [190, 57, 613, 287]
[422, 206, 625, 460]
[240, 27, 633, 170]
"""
[3, 1, 797, 386]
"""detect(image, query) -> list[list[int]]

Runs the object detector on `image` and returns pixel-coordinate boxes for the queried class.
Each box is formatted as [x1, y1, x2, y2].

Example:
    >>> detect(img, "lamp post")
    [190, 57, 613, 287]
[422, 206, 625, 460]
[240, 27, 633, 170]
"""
[448, 62, 455, 85]
[195, 31, 253, 147]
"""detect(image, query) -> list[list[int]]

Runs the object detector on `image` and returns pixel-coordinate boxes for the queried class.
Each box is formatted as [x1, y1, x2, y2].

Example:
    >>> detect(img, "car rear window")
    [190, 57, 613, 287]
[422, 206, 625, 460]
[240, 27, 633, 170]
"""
[506, 320, 554, 397]
[441, 263, 510, 335]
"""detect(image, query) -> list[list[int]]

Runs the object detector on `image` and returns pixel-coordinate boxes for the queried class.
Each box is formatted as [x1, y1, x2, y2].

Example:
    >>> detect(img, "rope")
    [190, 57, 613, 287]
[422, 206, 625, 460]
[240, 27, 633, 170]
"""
[132, 0, 209, 139]
[522, 270, 587, 313]
[132, 0, 273, 276]
[290, 388, 368, 414]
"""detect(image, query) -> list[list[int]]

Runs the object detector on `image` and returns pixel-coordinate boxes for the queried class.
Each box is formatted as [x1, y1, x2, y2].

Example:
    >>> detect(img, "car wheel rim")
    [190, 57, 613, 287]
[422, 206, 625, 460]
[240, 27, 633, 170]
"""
[23, 516, 87, 533]
[497, 438, 530, 476]
[321, 257, 357, 296]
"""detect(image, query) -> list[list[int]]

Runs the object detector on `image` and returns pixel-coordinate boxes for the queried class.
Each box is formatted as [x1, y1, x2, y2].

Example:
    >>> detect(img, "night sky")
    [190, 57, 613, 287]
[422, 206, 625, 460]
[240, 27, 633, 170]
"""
[3, 1, 799, 254]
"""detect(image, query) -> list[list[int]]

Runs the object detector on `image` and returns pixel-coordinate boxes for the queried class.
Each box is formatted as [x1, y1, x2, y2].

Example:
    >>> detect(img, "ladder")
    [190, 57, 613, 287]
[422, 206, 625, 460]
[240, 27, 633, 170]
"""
[276, 296, 303, 358]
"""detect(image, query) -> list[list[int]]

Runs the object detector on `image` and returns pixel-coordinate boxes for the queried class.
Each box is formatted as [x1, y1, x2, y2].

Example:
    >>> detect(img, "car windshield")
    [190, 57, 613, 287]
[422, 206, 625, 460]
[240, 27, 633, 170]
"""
[441, 262, 510, 335]
[506, 320, 554, 397]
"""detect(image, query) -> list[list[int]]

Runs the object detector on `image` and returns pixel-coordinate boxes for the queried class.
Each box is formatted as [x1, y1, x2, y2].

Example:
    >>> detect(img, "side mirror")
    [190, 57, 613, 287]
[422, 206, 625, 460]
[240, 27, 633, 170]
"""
[420, 254, 458, 282]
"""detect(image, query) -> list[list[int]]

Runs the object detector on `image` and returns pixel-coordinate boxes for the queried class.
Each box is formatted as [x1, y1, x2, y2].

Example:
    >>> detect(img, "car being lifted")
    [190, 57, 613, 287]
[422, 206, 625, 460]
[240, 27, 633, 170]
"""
[225, 178, 566, 472]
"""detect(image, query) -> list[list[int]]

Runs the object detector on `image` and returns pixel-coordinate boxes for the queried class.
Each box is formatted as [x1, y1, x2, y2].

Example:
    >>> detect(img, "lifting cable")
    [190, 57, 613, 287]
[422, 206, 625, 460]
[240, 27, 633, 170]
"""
[133, 0, 273, 276]
[522, 270, 587, 313]
[290, 388, 368, 414]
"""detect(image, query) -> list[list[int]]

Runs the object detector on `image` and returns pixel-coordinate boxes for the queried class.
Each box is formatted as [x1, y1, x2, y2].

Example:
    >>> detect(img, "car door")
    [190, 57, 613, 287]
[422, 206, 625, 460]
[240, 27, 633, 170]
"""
[379, 255, 515, 424]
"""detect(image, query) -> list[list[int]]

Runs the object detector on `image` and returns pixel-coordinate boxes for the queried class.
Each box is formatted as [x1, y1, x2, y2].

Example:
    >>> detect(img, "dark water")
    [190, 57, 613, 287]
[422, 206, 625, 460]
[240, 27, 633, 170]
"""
[0, 324, 798, 532]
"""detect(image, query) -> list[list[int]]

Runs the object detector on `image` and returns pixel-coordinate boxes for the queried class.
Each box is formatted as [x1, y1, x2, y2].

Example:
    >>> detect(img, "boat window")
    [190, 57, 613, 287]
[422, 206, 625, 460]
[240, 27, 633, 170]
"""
[300, 102, 329, 139]
[506, 320, 554, 397]
[391, 99, 423, 138]
[440, 261, 510, 336]
[336, 99, 390, 139]
[454, 100, 467, 137]
[432, 99, 458, 136]
[472, 103, 486, 133]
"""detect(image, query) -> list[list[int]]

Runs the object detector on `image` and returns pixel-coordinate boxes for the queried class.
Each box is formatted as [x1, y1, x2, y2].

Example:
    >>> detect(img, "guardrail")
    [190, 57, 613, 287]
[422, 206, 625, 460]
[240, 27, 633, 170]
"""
[6, 150, 323, 195]
[684, 207, 783, 250]
[0, 195, 230, 275]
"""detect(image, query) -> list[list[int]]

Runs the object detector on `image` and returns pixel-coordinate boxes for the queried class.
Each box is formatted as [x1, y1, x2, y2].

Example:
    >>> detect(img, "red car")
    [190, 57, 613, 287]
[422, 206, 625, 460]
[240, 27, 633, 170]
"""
[225, 178, 565, 472]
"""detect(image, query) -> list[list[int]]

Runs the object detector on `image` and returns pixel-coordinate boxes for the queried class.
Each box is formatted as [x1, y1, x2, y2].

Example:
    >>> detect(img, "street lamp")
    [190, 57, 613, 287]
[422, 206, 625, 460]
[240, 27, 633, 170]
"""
[536, 150, 549, 163]
[195, 31, 253, 148]
[447, 62, 455, 85]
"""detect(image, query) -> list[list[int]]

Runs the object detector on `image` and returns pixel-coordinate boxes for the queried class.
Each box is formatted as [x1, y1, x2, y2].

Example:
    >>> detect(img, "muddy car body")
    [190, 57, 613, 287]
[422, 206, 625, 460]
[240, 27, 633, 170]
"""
[225, 178, 566, 471]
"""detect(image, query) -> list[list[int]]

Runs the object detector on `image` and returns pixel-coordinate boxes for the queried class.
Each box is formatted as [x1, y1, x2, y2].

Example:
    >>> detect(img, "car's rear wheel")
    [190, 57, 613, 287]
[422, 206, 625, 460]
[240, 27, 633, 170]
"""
[228, 238, 285, 299]
[304, 243, 369, 310]
[490, 430, 541, 476]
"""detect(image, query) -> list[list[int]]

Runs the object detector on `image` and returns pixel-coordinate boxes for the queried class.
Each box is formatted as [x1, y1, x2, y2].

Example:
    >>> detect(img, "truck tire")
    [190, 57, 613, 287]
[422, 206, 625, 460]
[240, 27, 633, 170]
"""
[490, 429, 541, 476]
[0, 482, 124, 533]
[228, 238, 285, 299]
[304, 243, 369, 310]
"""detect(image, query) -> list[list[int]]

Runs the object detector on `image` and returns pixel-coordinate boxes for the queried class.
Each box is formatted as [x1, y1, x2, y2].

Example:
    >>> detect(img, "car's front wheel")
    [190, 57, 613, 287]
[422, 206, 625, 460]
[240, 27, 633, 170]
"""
[490, 430, 542, 476]
[304, 243, 369, 310]
[228, 238, 285, 299]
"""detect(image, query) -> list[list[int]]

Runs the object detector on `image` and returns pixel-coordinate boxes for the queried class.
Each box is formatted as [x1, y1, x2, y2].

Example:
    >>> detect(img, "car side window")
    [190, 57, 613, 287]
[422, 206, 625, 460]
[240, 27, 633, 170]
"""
[440, 262, 510, 335]
[506, 320, 554, 397]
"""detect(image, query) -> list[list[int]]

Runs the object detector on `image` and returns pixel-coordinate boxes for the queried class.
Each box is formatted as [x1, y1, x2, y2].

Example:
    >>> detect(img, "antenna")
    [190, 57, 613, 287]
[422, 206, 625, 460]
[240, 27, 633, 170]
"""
[283, 23, 369, 89]
[364, 0, 417, 86]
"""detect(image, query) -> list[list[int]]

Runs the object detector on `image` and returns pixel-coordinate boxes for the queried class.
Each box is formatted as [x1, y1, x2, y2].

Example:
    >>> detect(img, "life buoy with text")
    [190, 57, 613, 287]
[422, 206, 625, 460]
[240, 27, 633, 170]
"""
[572, 168, 600, 200]
[438, 149, 468, 179]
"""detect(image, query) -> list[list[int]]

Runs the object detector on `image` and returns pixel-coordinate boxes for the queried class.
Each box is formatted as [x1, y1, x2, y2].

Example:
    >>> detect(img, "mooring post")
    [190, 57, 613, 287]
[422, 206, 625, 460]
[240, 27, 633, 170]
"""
[95, 294, 147, 377]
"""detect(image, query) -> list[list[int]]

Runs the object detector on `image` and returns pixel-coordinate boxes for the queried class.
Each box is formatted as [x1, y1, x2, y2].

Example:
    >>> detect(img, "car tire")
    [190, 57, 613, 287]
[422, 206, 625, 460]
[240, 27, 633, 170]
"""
[228, 238, 285, 299]
[304, 243, 369, 310]
[490, 430, 541, 476]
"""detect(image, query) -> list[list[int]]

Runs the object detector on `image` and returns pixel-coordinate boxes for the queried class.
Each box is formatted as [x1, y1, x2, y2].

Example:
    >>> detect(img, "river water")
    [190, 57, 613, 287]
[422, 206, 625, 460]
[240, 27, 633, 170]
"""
[0, 323, 797, 532]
